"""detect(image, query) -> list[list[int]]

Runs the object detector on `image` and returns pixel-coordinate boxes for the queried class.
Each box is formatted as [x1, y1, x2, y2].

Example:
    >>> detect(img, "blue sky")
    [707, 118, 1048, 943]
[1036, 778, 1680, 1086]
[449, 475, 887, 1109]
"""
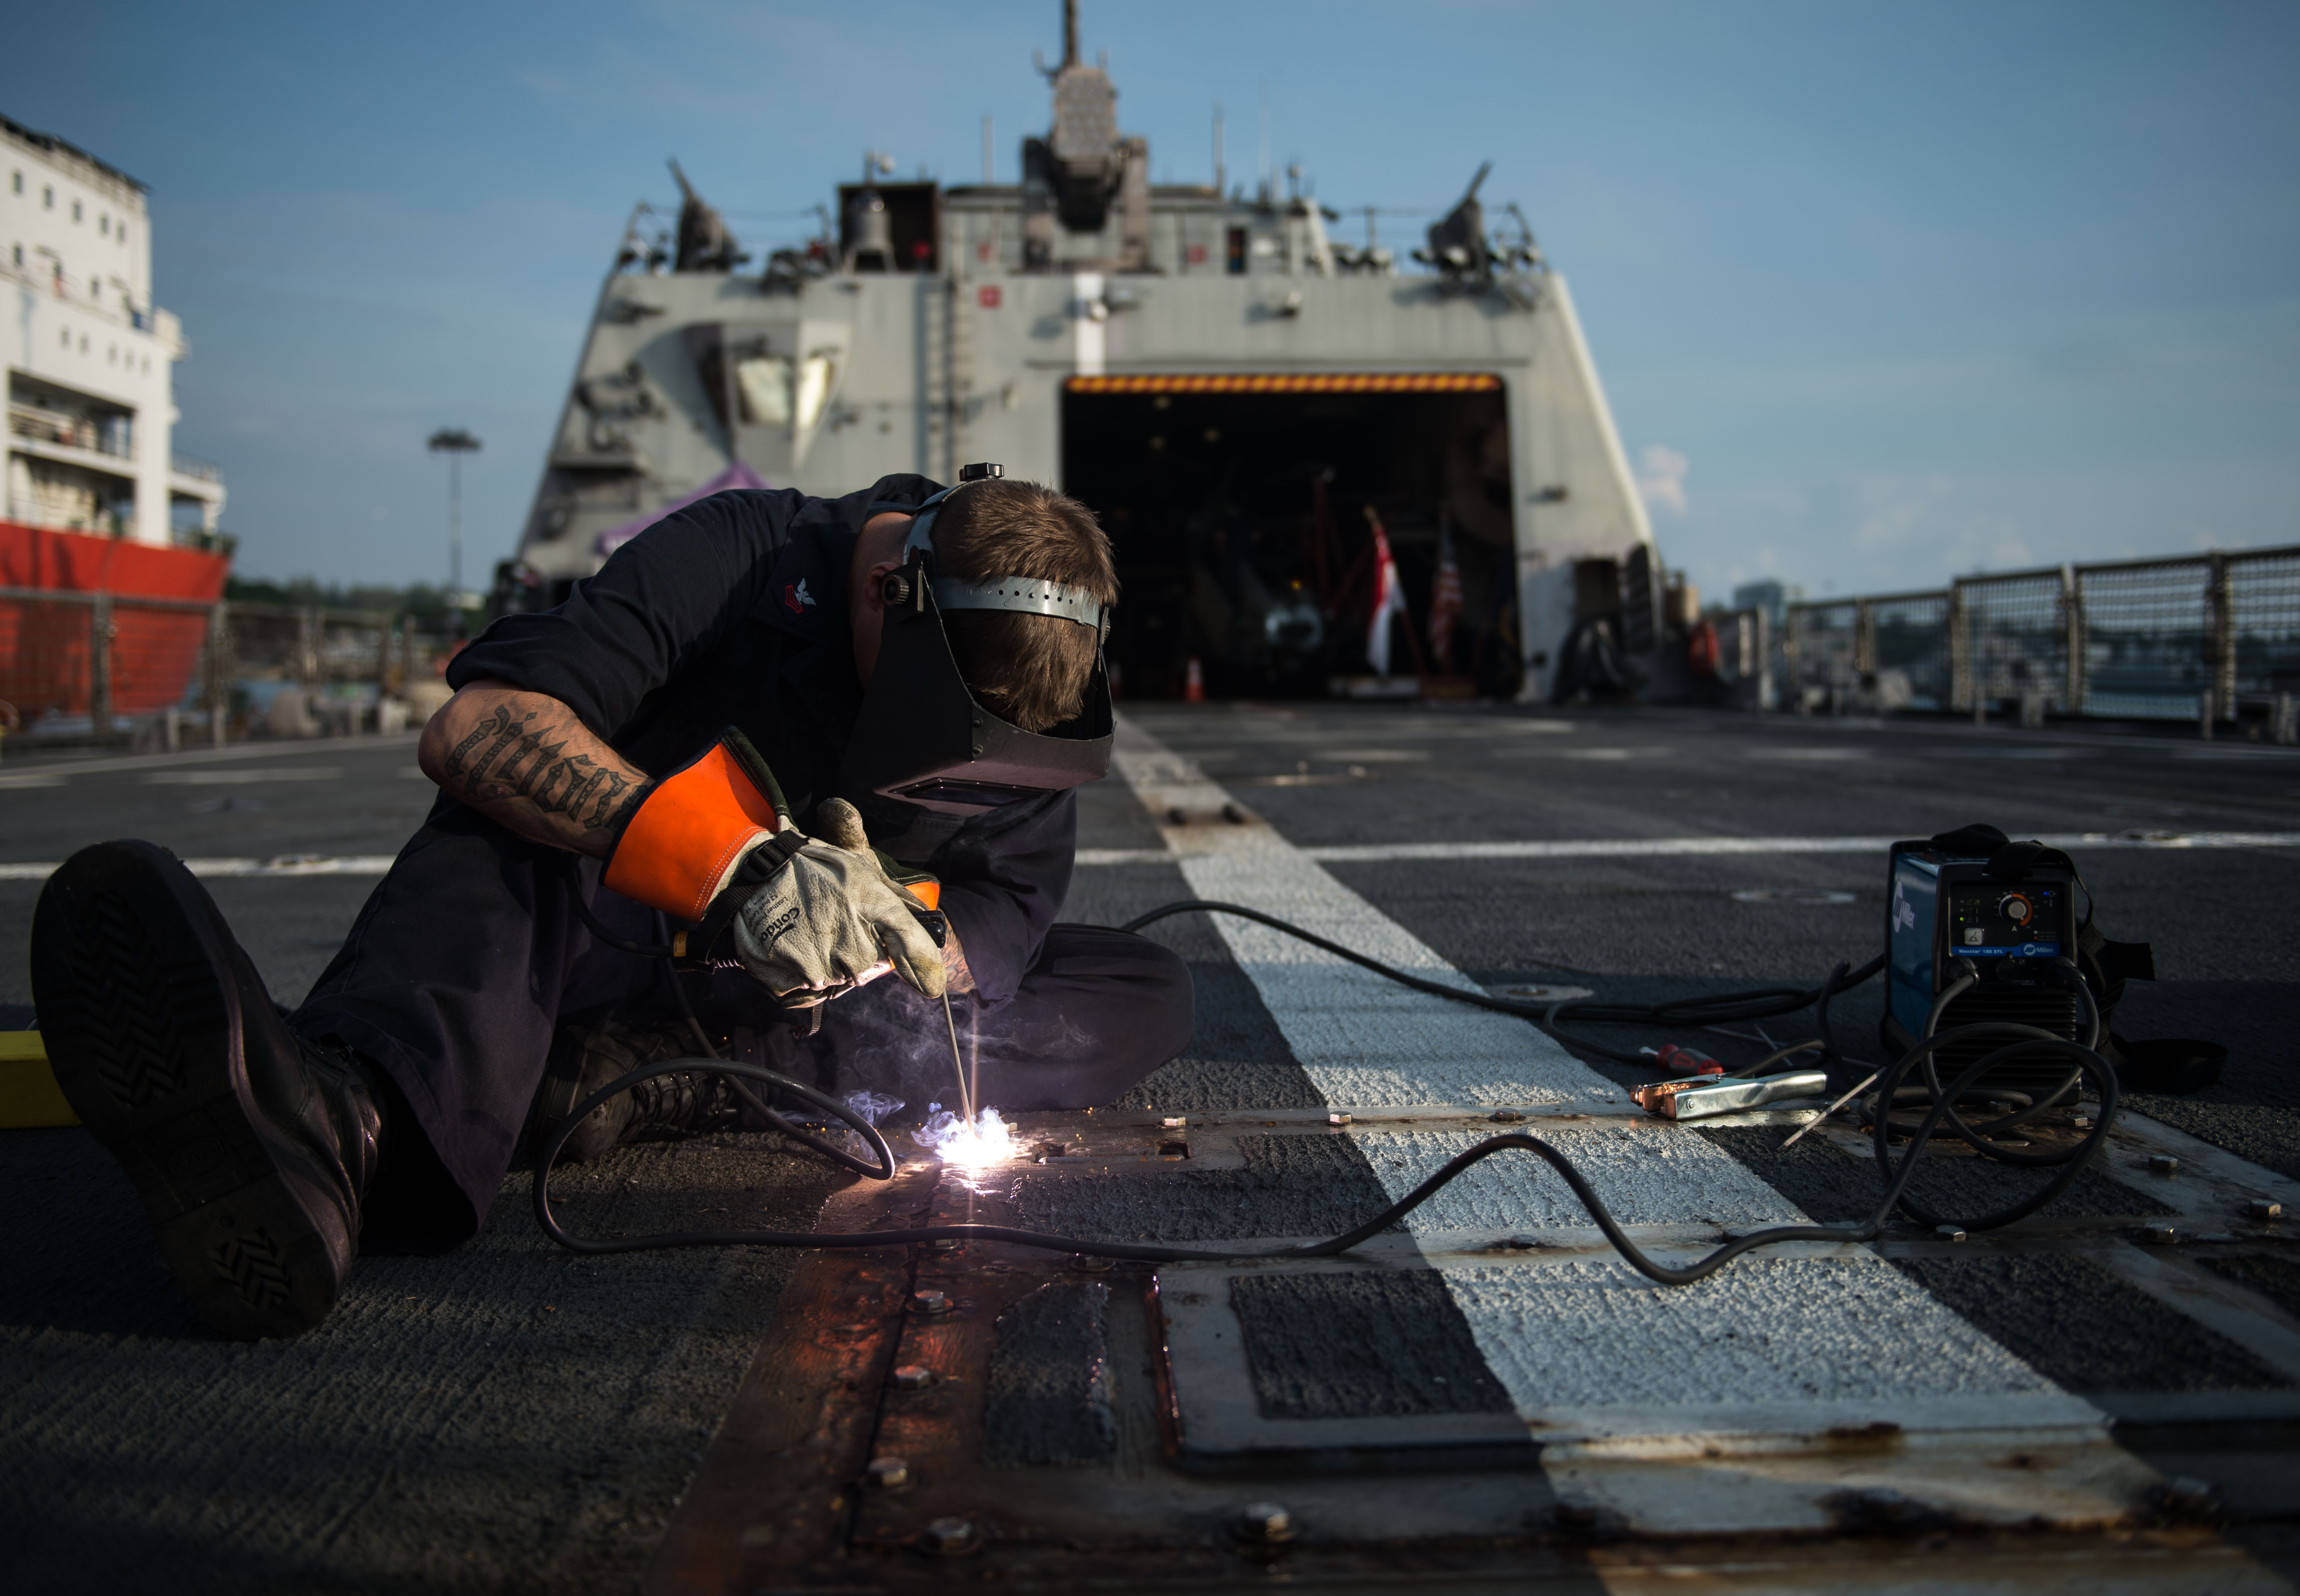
[6, 1, 2294, 603]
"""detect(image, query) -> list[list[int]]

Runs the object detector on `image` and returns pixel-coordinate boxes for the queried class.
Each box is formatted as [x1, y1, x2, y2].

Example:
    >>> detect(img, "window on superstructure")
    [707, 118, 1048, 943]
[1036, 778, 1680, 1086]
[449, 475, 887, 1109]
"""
[73, 199, 82, 222]
[43, 186, 53, 208]
[99, 215, 108, 236]
[10, 172, 20, 194]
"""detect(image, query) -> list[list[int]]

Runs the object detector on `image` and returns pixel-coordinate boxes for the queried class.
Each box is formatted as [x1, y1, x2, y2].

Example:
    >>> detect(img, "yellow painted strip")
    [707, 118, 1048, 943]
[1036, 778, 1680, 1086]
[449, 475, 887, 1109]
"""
[0, 1032, 78, 1128]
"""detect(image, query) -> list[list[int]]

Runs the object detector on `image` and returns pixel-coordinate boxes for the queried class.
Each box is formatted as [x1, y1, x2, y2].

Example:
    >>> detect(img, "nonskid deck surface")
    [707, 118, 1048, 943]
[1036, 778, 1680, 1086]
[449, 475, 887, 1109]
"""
[1, 706, 2296, 1592]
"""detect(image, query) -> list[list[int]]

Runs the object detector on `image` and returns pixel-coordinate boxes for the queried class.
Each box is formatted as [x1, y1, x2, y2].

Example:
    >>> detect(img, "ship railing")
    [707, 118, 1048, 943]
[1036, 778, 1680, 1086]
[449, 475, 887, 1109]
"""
[1778, 543, 2300, 736]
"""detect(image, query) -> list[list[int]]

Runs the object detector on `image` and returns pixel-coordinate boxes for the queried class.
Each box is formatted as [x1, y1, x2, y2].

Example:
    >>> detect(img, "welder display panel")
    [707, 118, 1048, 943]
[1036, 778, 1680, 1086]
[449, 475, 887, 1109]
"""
[1350, 1126, 1809, 1231]
[1945, 881, 2067, 959]
[1445, 1256, 2062, 1415]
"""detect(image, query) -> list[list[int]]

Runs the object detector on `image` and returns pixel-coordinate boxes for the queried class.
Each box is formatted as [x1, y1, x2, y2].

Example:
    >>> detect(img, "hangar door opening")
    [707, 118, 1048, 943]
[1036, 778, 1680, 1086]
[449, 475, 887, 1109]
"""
[1062, 375, 1521, 699]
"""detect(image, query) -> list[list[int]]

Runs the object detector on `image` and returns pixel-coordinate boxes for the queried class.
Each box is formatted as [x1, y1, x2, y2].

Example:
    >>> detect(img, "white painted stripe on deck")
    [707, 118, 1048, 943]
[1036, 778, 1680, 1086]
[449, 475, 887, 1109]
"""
[0, 731, 420, 780]
[1079, 832, 2300, 868]
[0, 855, 395, 882]
[1299, 831, 2300, 864]
[1112, 722, 1607, 1109]
[1109, 713, 2100, 1455]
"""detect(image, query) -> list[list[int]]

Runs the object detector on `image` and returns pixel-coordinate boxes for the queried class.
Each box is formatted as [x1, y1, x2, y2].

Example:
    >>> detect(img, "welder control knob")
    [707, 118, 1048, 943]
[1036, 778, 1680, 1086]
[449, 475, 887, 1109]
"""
[1999, 894, 2032, 924]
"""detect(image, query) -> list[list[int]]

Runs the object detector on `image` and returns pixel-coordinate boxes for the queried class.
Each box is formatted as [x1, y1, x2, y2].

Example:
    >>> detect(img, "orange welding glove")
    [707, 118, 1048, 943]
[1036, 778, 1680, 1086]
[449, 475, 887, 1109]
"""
[603, 731, 945, 1005]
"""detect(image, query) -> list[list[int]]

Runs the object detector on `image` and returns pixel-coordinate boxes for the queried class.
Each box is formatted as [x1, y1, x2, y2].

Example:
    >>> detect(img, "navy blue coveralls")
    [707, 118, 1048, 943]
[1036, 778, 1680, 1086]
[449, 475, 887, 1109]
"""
[292, 476, 1193, 1241]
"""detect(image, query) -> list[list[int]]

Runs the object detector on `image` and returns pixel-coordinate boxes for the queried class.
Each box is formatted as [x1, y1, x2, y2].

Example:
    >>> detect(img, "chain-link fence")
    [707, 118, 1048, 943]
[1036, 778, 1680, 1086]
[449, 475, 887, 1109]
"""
[0, 591, 445, 747]
[1780, 544, 2300, 737]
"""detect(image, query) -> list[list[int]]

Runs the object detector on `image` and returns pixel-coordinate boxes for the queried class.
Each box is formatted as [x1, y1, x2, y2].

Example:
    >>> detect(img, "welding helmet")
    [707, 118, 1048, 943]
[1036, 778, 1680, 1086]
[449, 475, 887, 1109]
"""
[839, 464, 1114, 816]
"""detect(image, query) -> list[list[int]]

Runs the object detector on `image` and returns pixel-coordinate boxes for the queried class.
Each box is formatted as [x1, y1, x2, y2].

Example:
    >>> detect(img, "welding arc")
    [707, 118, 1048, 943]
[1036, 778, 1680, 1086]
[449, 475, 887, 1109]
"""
[1115, 900, 1882, 1071]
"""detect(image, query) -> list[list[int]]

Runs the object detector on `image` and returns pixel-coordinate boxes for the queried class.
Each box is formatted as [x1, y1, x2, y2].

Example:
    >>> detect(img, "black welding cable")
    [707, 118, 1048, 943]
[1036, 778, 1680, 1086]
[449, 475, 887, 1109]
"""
[532, 898, 2110, 1282]
[531, 1039, 2116, 1283]
[565, 861, 677, 958]
[1875, 962, 2097, 1143]
[649, 909, 895, 1181]
[1116, 899, 1882, 1072]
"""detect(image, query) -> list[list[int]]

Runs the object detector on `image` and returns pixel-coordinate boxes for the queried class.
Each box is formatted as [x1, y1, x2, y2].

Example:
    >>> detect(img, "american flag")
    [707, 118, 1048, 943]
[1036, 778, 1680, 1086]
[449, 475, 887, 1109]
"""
[1429, 517, 1464, 671]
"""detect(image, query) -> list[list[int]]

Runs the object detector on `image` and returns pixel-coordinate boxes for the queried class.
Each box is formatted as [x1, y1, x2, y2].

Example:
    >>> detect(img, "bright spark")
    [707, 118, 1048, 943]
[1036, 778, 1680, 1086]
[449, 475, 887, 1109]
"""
[912, 1104, 1014, 1170]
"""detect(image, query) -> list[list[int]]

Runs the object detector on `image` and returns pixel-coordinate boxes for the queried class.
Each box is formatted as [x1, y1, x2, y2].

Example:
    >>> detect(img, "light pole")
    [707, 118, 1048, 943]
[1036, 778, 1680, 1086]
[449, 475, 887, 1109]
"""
[426, 427, 482, 637]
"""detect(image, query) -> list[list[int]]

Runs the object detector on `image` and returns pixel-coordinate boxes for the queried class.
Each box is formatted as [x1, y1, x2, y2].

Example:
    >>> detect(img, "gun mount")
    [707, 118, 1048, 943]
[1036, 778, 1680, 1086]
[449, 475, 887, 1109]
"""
[669, 159, 744, 273]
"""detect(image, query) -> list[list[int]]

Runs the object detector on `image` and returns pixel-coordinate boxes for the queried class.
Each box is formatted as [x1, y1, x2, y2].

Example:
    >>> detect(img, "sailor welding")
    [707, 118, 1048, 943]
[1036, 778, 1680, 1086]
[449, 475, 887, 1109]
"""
[29, 466, 1193, 1339]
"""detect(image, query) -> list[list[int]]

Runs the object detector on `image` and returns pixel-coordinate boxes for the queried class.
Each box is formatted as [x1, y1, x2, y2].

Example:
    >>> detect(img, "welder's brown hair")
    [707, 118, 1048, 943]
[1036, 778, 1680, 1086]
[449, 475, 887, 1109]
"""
[933, 479, 1116, 732]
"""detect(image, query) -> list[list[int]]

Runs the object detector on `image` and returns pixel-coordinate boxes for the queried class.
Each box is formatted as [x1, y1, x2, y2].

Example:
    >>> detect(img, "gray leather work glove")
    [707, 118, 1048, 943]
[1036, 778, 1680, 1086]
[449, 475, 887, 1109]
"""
[731, 798, 946, 1007]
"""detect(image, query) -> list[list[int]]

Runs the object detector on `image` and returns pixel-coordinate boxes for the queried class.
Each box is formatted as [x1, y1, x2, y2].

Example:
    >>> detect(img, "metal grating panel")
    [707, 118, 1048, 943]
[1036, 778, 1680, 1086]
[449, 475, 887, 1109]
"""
[2079, 559, 2210, 719]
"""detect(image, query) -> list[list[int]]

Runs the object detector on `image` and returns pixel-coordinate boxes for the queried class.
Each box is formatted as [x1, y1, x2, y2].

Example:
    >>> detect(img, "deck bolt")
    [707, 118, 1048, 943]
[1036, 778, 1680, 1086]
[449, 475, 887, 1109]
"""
[865, 1456, 911, 1490]
[1235, 1501, 1293, 1544]
[930, 1238, 959, 1251]
[1161, 1115, 1187, 1129]
[1166, 805, 1188, 826]
[911, 1289, 952, 1315]
[890, 1364, 936, 1390]
[1491, 1109, 1525, 1123]
[2141, 1224, 2180, 1245]
[2247, 1200, 2283, 1221]
[2148, 1153, 2180, 1176]
[1328, 1112, 1353, 1127]
[2070, 1114, 2094, 1129]
[1072, 1253, 1114, 1272]
[1936, 1225, 1967, 1242]
[918, 1515, 979, 1556]
[1222, 801, 1249, 824]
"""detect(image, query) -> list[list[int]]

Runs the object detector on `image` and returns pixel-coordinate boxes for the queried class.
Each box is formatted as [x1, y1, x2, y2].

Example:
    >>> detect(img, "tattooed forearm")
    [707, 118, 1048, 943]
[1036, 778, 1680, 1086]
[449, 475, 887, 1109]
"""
[444, 703, 533, 780]
[419, 681, 652, 857]
[940, 929, 976, 994]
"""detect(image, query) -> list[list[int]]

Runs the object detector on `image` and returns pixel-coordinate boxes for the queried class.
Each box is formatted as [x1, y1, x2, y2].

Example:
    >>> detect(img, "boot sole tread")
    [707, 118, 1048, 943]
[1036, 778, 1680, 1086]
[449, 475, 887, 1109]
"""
[31, 841, 343, 1338]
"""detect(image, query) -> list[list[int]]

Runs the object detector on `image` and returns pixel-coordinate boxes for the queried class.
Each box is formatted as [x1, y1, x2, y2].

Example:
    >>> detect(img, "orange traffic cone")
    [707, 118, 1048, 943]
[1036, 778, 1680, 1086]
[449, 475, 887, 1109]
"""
[1183, 656, 1205, 703]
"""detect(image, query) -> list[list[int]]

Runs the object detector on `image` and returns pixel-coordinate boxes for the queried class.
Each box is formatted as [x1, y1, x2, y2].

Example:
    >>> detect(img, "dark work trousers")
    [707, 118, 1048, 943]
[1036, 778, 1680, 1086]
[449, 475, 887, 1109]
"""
[293, 801, 1195, 1243]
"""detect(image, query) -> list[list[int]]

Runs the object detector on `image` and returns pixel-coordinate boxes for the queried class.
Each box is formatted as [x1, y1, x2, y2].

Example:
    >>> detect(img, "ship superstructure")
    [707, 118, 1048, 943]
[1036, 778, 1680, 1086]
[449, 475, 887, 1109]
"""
[3, 113, 222, 546]
[508, 3, 1662, 702]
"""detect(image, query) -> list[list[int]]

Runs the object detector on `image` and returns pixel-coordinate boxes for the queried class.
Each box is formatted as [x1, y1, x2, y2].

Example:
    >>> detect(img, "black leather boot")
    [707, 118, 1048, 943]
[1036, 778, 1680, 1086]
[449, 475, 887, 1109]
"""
[30, 840, 384, 1339]
[532, 1016, 737, 1162]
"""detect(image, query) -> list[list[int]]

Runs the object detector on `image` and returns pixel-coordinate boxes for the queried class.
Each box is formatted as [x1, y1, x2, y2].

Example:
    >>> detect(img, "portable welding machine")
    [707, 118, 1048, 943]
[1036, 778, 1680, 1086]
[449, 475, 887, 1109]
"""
[1883, 824, 2149, 1100]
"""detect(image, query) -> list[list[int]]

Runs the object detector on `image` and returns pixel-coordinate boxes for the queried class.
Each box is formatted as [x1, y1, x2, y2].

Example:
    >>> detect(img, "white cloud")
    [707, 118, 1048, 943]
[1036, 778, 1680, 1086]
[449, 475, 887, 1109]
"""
[1848, 473, 1954, 548]
[1636, 444, 1689, 515]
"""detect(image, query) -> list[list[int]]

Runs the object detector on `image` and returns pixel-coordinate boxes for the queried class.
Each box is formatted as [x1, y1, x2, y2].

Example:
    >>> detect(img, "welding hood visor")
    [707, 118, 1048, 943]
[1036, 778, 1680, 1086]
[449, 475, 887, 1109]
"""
[838, 473, 1113, 817]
